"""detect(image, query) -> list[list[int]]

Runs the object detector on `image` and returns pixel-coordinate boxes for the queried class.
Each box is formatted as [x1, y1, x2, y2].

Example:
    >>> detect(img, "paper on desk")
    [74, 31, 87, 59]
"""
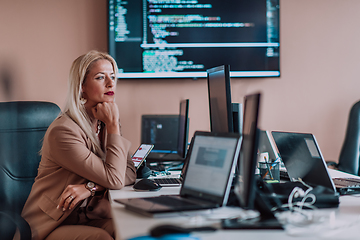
[279, 211, 360, 239]
[204, 206, 259, 220]
[173, 206, 259, 228]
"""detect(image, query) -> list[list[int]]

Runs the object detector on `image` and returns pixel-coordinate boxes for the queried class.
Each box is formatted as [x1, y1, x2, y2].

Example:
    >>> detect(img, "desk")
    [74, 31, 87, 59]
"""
[110, 169, 360, 240]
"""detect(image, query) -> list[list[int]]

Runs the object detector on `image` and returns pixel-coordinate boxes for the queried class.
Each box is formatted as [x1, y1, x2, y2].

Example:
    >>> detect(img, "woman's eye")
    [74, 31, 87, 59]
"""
[95, 76, 104, 80]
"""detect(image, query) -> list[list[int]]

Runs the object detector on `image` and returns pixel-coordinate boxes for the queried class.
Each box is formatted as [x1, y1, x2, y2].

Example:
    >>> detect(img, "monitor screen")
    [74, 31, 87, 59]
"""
[177, 99, 189, 158]
[207, 65, 233, 133]
[141, 99, 189, 162]
[108, 0, 280, 79]
[235, 93, 261, 209]
[181, 131, 241, 205]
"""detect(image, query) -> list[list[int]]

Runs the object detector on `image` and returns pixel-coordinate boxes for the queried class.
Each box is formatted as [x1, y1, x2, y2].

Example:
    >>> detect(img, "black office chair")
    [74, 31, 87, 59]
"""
[327, 100, 360, 176]
[0, 101, 60, 240]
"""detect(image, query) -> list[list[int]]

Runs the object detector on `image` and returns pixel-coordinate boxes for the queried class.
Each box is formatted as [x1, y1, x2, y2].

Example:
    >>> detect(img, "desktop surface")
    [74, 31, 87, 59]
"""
[110, 169, 360, 240]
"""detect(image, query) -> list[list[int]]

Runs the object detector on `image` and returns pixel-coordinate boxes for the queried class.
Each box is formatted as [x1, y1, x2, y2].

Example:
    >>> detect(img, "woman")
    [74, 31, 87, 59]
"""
[17, 50, 136, 240]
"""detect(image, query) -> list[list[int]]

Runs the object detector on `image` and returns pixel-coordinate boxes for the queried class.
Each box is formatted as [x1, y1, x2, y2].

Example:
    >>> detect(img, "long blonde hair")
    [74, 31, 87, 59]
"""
[63, 50, 118, 159]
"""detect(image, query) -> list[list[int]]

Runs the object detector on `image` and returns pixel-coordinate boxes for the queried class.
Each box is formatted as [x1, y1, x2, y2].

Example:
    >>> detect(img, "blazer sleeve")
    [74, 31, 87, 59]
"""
[125, 153, 137, 186]
[47, 124, 136, 189]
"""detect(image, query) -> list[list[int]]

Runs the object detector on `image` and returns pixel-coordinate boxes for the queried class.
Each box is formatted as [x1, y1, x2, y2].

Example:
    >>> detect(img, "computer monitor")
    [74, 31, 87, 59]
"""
[235, 93, 261, 209]
[222, 92, 282, 229]
[108, 1, 280, 78]
[177, 99, 190, 159]
[208, 65, 241, 133]
[141, 99, 189, 162]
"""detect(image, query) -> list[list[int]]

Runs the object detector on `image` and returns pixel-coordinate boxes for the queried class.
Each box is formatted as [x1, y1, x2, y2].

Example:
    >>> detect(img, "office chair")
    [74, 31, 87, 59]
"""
[0, 101, 60, 240]
[327, 100, 360, 176]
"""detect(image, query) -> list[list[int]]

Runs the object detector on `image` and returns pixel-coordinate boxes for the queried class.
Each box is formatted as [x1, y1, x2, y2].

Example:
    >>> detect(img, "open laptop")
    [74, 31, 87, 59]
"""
[150, 166, 185, 187]
[271, 131, 360, 195]
[150, 137, 194, 187]
[115, 131, 242, 217]
[258, 130, 280, 162]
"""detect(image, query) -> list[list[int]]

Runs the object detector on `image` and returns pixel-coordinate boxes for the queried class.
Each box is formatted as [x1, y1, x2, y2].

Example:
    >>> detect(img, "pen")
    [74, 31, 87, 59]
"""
[263, 156, 274, 180]
[262, 158, 281, 180]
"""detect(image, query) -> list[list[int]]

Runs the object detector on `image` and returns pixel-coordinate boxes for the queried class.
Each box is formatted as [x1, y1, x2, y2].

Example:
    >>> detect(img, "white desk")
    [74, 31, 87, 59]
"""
[110, 169, 360, 240]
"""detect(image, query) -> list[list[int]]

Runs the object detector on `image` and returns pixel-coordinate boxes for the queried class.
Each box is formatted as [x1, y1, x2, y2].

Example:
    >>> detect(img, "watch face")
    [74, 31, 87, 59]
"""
[87, 182, 95, 189]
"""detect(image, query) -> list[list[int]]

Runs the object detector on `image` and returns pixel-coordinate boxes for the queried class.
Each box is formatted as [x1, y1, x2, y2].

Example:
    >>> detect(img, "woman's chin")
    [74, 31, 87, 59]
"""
[103, 96, 115, 102]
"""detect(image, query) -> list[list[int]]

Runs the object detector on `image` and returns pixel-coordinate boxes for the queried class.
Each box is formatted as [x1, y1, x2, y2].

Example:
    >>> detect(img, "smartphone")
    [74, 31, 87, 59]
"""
[131, 144, 154, 170]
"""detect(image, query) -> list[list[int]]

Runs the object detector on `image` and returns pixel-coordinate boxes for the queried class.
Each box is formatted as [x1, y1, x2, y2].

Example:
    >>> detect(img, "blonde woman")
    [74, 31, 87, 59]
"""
[17, 50, 136, 240]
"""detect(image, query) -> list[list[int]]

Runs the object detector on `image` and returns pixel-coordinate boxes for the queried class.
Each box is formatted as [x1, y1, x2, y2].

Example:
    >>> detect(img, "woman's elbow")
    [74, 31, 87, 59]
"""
[125, 172, 136, 186]
[106, 171, 136, 189]
[104, 172, 126, 189]
[107, 180, 125, 190]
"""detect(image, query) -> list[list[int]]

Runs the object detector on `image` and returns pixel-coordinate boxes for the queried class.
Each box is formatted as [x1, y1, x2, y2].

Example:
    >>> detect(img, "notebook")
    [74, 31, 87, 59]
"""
[115, 131, 242, 216]
[271, 131, 360, 195]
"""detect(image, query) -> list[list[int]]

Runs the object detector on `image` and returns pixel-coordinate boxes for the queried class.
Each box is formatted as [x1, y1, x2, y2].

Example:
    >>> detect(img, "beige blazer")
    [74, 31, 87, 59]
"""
[19, 114, 136, 240]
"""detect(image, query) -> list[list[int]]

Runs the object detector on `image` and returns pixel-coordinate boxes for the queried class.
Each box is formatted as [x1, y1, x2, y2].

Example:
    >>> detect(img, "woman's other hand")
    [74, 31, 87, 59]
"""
[57, 184, 91, 211]
[92, 102, 120, 135]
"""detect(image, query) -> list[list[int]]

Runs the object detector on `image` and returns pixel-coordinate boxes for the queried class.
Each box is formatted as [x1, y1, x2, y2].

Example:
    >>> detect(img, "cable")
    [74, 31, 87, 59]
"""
[272, 178, 318, 227]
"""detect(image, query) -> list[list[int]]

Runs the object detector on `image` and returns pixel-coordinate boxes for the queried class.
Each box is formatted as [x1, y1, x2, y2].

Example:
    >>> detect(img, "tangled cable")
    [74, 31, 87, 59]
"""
[272, 178, 318, 226]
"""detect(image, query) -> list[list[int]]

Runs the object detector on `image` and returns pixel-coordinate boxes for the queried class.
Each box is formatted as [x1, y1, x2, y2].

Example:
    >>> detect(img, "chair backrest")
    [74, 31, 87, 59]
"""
[338, 100, 360, 176]
[0, 101, 60, 214]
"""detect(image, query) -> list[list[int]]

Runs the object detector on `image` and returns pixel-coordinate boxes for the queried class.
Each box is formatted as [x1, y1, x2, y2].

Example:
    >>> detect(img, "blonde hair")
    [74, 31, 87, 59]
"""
[63, 50, 118, 159]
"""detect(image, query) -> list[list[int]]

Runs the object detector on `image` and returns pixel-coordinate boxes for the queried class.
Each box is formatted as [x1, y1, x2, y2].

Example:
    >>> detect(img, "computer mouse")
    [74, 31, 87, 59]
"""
[150, 224, 217, 237]
[133, 178, 162, 191]
[150, 225, 191, 237]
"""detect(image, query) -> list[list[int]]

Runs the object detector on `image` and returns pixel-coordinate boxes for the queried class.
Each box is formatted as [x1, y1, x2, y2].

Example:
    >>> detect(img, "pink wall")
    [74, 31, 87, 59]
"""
[1, 0, 360, 161]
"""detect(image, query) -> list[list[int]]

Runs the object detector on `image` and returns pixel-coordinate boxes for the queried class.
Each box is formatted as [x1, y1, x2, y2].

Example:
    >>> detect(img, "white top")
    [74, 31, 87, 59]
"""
[110, 169, 360, 240]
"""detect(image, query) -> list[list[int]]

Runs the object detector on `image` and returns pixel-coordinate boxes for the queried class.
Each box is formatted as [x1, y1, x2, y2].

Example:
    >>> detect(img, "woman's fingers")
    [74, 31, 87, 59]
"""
[93, 102, 119, 125]
[57, 189, 74, 211]
[63, 194, 75, 211]
[57, 184, 91, 211]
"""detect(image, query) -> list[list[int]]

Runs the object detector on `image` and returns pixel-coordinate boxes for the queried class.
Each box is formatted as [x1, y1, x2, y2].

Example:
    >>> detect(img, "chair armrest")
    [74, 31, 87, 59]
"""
[0, 211, 31, 240]
[326, 161, 339, 170]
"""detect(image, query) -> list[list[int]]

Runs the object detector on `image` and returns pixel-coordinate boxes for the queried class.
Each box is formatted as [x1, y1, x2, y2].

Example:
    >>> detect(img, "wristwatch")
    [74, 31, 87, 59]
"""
[85, 182, 96, 197]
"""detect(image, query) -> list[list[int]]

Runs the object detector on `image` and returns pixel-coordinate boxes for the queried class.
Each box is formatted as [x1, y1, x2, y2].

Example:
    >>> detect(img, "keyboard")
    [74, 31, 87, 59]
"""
[279, 170, 290, 180]
[333, 178, 360, 188]
[152, 178, 182, 186]
[144, 196, 197, 207]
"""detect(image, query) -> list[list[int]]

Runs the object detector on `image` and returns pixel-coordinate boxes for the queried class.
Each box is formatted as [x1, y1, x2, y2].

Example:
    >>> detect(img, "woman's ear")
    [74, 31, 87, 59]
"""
[80, 88, 87, 104]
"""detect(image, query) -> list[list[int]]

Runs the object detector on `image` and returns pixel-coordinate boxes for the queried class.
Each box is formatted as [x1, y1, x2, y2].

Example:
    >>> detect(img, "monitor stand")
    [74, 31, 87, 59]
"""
[222, 190, 283, 230]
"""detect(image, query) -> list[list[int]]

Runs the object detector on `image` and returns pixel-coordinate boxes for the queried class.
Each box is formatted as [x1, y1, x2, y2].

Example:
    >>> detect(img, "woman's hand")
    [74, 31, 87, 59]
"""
[57, 184, 91, 211]
[91, 102, 120, 135]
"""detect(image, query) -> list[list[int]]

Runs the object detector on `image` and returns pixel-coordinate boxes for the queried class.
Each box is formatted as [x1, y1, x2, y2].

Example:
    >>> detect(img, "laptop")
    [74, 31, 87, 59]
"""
[150, 137, 194, 187]
[115, 131, 242, 216]
[271, 131, 360, 195]
[150, 135, 197, 187]
[258, 130, 280, 162]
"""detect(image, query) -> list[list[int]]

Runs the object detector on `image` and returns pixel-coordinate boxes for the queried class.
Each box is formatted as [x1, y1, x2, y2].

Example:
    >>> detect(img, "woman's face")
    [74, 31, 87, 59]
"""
[82, 59, 116, 108]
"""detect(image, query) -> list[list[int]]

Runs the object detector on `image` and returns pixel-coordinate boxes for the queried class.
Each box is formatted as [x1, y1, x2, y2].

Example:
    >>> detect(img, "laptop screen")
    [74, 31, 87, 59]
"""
[180, 131, 241, 205]
[271, 131, 336, 192]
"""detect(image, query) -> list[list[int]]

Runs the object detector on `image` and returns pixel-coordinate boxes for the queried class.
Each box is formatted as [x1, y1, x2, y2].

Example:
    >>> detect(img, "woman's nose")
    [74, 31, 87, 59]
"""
[106, 77, 115, 87]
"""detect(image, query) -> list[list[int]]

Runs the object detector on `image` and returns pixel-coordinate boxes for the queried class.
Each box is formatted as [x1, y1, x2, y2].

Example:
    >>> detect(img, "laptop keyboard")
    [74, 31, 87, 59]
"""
[153, 178, 182, 185]
[144, 196, 198, 207]
[333, 178, 360, 188]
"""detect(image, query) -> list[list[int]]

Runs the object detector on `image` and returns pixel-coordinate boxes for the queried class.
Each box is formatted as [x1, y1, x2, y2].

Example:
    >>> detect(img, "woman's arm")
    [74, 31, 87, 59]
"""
[47, 122, 132, 189]
[125, 153, 137, 185]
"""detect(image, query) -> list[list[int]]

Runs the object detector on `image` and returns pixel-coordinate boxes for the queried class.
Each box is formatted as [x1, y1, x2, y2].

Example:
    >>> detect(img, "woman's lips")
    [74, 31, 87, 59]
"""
[105, 91, 114, 96]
